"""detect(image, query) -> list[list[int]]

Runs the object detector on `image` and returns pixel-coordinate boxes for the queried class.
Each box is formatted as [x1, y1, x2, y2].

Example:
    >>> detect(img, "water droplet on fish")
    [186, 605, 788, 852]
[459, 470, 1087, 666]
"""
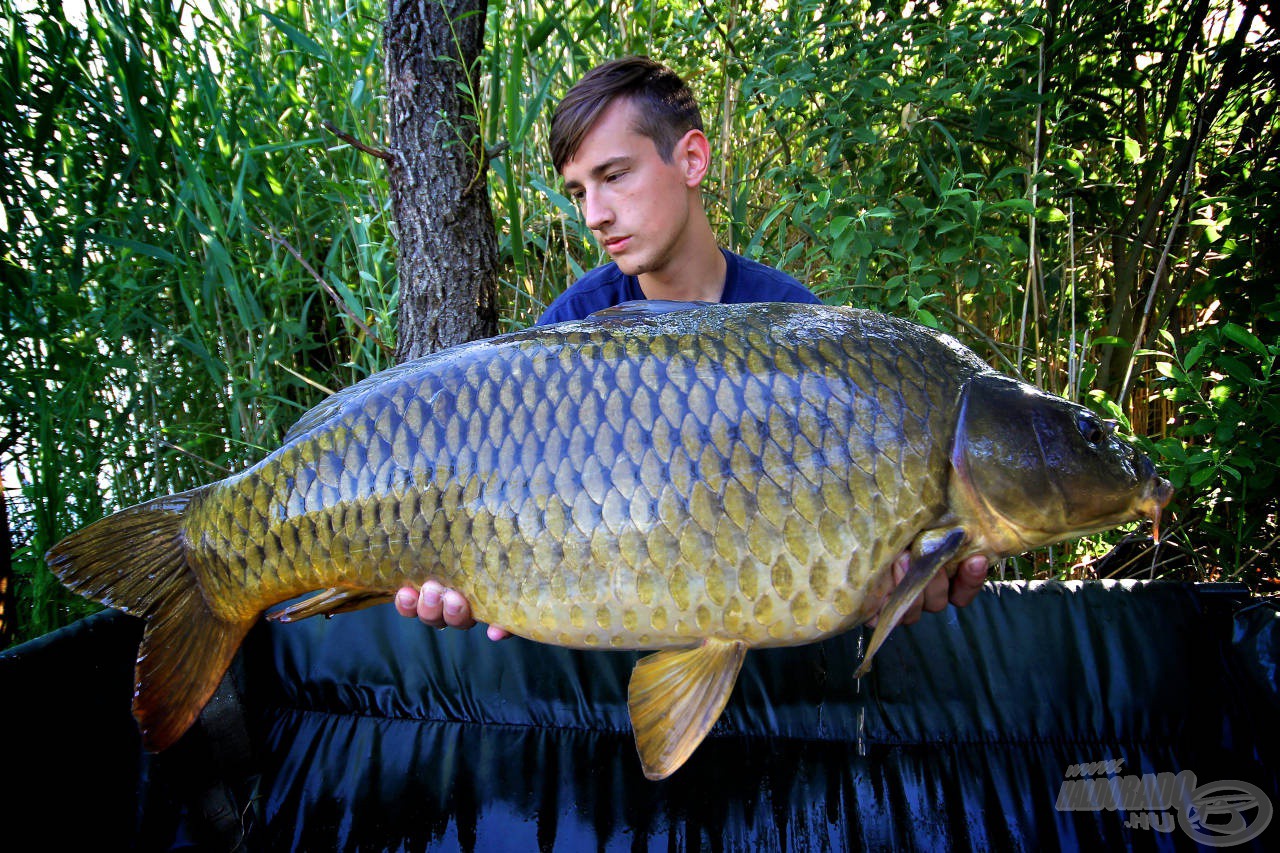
[855, 630, 867, 755]
[854, 631, 865, 692]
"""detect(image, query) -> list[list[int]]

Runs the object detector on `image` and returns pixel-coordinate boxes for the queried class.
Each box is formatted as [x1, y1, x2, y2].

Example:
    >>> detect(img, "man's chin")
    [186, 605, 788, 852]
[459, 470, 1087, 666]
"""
[612, 257, 649, 277]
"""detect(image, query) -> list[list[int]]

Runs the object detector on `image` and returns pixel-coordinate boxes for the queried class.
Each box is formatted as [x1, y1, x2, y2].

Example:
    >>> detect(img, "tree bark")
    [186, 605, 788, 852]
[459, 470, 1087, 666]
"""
[385, 0, 499, 362]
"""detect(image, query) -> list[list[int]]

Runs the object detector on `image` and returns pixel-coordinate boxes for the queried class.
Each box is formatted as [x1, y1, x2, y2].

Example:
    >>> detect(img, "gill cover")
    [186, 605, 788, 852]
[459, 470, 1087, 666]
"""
[951, 374, 1168, 554]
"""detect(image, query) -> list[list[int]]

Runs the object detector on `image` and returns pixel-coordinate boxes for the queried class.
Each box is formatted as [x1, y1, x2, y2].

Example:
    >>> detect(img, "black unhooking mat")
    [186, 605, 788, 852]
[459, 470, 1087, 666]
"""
[2, 580, 1277, 851]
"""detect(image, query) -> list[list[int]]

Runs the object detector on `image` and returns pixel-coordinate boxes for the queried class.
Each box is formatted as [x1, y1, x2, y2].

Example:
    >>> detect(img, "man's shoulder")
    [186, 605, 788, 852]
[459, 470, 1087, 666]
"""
[537, 263, 632, 325]
[726, 251, 819, 304]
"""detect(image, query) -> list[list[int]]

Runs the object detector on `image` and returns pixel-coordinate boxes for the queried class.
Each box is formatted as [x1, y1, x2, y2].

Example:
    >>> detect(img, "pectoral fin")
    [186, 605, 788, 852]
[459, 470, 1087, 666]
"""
[267, 587, 394, 622]
[627, 638, 748, 780]
[855, 527, 966, 678]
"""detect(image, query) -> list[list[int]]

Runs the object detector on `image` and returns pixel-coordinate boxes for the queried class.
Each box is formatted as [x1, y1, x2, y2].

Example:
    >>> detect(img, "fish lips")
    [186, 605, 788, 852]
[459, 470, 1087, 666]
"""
[1136, 472, 1175, 543]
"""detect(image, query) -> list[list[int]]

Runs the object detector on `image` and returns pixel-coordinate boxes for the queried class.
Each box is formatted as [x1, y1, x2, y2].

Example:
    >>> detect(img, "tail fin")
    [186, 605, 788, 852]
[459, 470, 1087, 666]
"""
[46, 488, 252, 751]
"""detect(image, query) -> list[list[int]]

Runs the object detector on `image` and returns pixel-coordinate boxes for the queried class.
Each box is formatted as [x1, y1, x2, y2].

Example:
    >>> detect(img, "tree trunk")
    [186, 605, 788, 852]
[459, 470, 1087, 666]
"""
[385, 0, 499, 362]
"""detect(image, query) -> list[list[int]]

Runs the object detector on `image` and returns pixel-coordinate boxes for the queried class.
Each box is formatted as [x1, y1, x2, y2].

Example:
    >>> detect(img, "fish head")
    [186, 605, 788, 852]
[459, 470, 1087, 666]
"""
[950, 373, 1173, 557]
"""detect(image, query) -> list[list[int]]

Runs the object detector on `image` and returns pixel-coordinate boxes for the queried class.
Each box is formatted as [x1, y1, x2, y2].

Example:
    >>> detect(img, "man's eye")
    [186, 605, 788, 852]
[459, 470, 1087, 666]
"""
[605, 171, 626, 183]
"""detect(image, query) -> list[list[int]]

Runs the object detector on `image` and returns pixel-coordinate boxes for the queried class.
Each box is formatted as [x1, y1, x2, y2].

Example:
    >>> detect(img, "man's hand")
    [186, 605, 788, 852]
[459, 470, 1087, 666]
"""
[394, 580, 511, 641]
[395, 555, 989, 638]
[866, 554, 990, 628]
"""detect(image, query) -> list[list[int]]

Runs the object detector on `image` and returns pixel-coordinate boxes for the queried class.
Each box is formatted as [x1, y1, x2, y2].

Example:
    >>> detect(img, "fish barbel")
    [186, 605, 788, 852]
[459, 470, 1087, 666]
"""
[47, 302, 1172, 779]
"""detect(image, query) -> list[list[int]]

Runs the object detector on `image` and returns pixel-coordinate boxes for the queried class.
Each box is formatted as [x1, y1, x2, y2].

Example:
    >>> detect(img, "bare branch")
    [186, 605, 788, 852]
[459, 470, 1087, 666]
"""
[258, 224, 395, 358]
[322, 120, 392, 162]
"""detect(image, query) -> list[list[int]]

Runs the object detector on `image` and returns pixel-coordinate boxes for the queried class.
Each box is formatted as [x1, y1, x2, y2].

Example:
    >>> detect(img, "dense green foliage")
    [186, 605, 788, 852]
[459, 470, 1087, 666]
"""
[2, 0, 395, 640]
[2, 0, 1276, 646]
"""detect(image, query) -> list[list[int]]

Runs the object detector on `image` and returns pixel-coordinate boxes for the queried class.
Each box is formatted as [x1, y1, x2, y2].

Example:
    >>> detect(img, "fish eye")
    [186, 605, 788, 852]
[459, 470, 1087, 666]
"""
[1077, 413, 1106, 446]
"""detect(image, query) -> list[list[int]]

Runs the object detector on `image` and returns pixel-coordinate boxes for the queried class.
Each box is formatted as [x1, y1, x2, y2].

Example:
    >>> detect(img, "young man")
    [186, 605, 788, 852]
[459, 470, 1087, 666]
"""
[395, 57, 988, 639]
[535, 57, 819, 322]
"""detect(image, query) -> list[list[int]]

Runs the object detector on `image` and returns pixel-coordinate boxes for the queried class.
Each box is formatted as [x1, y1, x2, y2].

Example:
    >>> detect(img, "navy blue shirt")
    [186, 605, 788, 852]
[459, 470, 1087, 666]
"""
[536, 249, 818, 325]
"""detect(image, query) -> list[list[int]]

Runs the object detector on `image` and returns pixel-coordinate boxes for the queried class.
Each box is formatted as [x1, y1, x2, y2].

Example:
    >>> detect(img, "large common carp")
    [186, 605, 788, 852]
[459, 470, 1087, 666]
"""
[48, 302, 1171, 779]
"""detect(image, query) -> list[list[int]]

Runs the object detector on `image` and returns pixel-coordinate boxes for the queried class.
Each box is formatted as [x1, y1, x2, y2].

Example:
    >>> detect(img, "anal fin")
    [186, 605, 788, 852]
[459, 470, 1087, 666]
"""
[627, 638, 748, 780]
[856, 526, 966, 678]
[267, 587, 394, 622]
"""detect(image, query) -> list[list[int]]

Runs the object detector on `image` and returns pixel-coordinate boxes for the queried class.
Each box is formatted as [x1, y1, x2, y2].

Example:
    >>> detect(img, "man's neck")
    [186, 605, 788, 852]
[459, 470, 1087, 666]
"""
[636, 229, 728, 303]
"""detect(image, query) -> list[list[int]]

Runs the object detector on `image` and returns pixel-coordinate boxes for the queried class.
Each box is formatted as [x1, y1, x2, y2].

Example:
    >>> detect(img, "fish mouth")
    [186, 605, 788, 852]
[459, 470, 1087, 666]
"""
[1066, 474, 1176, 547]
[1137, 476, 1175, 544]
[951, 465, 1177, 557]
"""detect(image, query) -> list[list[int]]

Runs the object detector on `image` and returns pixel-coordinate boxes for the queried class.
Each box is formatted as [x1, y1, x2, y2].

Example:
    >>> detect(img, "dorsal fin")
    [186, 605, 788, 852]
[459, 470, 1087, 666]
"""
[589, 299, 714, 321]
[281, 360, 409, 443]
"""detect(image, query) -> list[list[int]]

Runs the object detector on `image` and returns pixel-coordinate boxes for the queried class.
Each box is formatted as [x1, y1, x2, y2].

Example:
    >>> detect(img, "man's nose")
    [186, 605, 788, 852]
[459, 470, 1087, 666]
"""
[583, 191, 613, 231]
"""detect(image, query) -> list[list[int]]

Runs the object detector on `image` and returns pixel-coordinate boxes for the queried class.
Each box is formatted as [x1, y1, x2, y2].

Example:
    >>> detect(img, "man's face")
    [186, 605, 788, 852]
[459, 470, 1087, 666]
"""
[560, 98, 699, 279]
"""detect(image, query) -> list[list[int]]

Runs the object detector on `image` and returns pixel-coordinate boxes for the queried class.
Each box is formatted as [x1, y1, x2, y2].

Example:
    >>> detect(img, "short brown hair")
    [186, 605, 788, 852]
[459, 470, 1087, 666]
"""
[549, 56, 704, 173]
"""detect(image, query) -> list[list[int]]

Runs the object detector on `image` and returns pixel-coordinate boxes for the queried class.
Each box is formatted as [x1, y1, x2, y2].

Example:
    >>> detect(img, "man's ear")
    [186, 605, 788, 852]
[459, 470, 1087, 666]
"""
[676, 129, 712, 187]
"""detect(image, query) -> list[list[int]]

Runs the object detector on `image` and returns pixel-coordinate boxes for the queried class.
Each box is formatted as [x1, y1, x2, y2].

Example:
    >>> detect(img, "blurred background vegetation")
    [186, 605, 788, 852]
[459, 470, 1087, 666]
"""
[2, 0, 1276, 647]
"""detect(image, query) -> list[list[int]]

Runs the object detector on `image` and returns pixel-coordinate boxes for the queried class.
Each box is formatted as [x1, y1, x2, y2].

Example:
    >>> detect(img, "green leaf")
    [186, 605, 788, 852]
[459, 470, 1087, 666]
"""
[1184, 339, 1209, 371]
[88, 234, 178, 264]
[256, 6, 327, 61]
[530, 178, 580, 220]
[1217, 356, 1257, 385]
[1190, 467, 1217, 488]
[994, 198, 1035, 216]
[1221, 323, 1268, 358]
[829, 215, 854, 240]
[1155, 438, 1187, 463]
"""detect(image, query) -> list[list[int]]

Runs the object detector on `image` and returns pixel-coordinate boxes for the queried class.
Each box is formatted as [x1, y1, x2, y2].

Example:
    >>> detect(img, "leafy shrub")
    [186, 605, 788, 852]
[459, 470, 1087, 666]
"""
[1141, 312, 1280, 583]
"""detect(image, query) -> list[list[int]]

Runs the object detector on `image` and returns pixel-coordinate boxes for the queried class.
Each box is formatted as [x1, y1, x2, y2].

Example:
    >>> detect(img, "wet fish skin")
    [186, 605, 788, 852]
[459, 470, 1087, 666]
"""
[189, 304, 974, 649]
[46, 302, 1171, 778]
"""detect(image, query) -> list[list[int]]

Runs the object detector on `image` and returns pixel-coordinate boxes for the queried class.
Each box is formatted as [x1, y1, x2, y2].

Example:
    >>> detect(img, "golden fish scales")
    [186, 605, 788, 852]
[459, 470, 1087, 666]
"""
[189, 307, 960, 648]
[47, 302, 1172, 779]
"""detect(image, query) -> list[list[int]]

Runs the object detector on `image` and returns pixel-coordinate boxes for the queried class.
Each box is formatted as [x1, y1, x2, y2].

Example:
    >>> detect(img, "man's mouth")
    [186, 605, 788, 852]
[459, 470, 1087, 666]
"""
[602, 235, 631, 253]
